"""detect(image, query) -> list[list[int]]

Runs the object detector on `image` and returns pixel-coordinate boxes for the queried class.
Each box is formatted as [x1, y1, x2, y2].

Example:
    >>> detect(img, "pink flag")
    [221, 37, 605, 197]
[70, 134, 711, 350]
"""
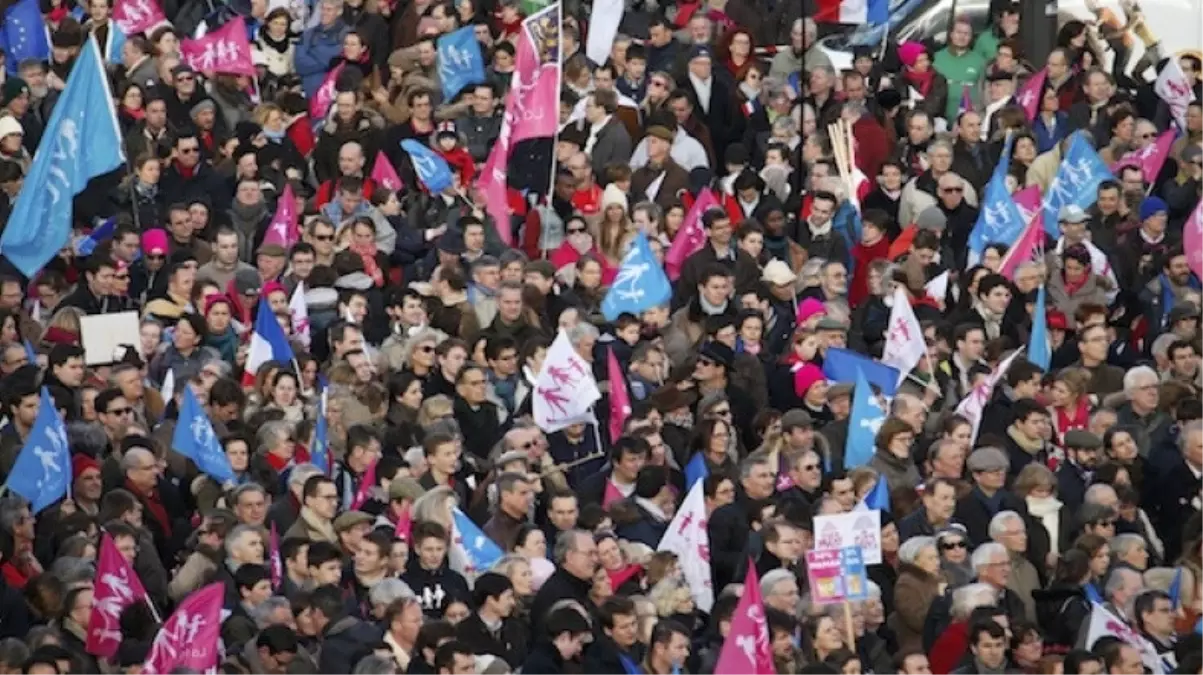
[475, 5, 560, 248]
[1012, 185, 1042, 223]
[715, 563, 775, 675]
[665, 188, 717, 281]
[349, 459, 378, 511]
[178, 17, 255, 76]
[999, 213, 1045, 280]
[607, 346, 631, 444]
[143, 583, 225, 675]
[1015, 68, 1046, 121]
[1185, 199, 1203, 279]
[113, 0, 166, 35]
[269, 522, 282, 590]
[371, 151, 403, 192]
[394, 505, 413, 542]
[264, 183, 299, 248]
[1111, 129, 1176, 181]
[309, 63, 345, 123]
[87, 532, 149, 659]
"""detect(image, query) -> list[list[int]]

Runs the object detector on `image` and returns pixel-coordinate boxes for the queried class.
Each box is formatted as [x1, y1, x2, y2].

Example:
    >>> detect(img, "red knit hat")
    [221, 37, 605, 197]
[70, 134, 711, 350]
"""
[72, 453, 101, 480]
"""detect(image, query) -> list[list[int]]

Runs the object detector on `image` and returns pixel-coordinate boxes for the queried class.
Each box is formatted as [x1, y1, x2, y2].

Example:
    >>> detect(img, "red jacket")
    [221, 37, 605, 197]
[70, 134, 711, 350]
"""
[315, 177, 377, 208]
[929, 620, 969, 674]
[437, 147, 476, 187]
[849, 237, 891, 308]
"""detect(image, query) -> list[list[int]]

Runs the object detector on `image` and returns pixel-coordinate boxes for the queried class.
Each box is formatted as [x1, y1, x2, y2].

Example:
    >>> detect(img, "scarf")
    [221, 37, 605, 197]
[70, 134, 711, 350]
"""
[698, 294, 729, 315]
[1007, 425, 1044, 455]
[634, 496, 669, 522]
[688, 73, 713, 113]
[973, 299, 1004, 340]
[1026, 494, 1063, 552]
[298, 506, 338, 543]
[1054, 398, 1090, 440]
[903, 66, 935, 96]
[123, 105, 145, 121]
[738, 81, 760, 102]
[1062, 266, 1091, 297]
[259, 31, 293, 54]
[807, 218, 832, 238]
[206, 327, 240, 364]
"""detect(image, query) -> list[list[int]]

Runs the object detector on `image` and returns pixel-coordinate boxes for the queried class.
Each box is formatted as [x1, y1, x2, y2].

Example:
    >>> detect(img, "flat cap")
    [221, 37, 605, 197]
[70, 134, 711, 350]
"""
[333, 510, 374, 532]
[1063, 429, 1102, 450]
[966, 447, 1009, 473]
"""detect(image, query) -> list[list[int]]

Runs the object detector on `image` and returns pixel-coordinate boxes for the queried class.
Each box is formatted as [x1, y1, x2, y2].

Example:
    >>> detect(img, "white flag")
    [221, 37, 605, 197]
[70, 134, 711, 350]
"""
[585, 0, 623, 66]
[925, 270, 949, 304]
[289, 283, 311, 350]
[1085, 602, 1165, 674]
[658, 482, 714, 612]
[1155, 57, 1196, 132]
[532, 330, 600, 433]
[882, 287, 926, 384]
[160, 368, 175, 405]
[956, 347, 1024, 444]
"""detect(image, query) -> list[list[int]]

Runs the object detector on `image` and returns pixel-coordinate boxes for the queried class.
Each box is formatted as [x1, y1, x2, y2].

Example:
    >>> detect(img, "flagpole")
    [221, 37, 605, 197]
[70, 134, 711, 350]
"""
[546, 1, 564, 206]
[145, 595, 163, 624]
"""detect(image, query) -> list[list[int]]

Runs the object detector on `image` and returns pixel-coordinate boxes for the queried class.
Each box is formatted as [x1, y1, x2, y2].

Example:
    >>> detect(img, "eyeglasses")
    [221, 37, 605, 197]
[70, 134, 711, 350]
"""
[940, 541, 968, 550]
[417, 345, 435, 353]
[179, 146, 199, 154]
[106, 407, 134, 416]
[567, 226, 588, 234]
[313, 233, 335, 242]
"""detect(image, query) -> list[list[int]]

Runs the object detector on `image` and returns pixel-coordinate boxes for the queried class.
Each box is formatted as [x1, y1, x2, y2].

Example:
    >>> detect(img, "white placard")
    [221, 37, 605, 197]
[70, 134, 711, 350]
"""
[813, 510, 883, 565]
[79, 311, 141, 366]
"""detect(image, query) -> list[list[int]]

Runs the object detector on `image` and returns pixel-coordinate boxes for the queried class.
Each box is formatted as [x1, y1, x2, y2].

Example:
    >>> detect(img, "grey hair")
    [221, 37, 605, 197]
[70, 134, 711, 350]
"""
[230, 482, 267, 506]
[1151, 332, 1179, 360]
[225, 524, 260, 566]
[67, 421, 109, 458]
[631, 201, 662, 224]
[1084, 483, 1118, 506]
[249, 596, 292, 628]
[1122, 366, 1158, 393]
[204, 359, 233, 378]
[1111, 534, 1146, 560]
[739, 450, 773, 481]
[1105, 567, 1142, 601]
[898, 536, 937, 565]
[399, 327, 449, 369]
[352, 655, 398, 675]
[257, 420, 294, 453]
[1180, 420, 1203, 452]
[554, 529, 590, 565]
[121, 447, 155, 473]
[987, 511, 1025, 540]
[566, 322, 599, 347]
[971, 542, 1008, 571]
[951, 583, 999, 619]
[491, 554, 531, 577]
[49, 556, 95, 588]
[759, 568, 796, 597]
[0, 495, 30, 533]
[865, 580, 882, 599]
[288, 463, 322, 491]
[369, 578, 415, 607]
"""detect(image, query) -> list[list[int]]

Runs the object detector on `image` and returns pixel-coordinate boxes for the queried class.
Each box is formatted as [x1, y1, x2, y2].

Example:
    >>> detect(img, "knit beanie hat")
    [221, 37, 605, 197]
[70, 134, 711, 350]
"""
[1139, 196, 1168, 221]
[898, 41, 926, 68]
[794, 362, 826, 398]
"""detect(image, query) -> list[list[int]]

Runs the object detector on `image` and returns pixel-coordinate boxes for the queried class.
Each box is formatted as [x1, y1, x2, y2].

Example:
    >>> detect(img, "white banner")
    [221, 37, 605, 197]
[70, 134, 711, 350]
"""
[585, 0, 623, 66]
[813, 510, 882, 565]
[532, 330, 600, 433]
[1085, 602, 1165, 674]
[1155, 58, 1196, 132]
[658, 481, 714, 612]
[882, 286, 926, 383]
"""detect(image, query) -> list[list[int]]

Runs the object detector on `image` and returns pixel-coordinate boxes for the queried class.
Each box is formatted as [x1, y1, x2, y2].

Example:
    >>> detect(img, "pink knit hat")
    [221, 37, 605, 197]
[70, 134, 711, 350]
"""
[898, 41, 927, 68]
[141, 228, 169, 256]
[796, 298, 826, 325]
[794, 362, 826, 398]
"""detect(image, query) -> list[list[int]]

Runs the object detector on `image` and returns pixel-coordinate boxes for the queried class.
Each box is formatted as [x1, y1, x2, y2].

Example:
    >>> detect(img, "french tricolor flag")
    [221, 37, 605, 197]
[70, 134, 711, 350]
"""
[243, 299, 296, 385]
[815, 0, 889, 23]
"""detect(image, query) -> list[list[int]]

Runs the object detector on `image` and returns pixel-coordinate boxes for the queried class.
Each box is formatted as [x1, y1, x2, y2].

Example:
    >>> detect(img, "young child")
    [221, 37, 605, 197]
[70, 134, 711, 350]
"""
[434, 122, 476, 187]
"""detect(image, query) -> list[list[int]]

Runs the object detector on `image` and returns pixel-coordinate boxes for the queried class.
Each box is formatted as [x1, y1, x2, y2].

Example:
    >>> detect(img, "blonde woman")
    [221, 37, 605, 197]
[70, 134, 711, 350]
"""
[596, 184, 635, 268]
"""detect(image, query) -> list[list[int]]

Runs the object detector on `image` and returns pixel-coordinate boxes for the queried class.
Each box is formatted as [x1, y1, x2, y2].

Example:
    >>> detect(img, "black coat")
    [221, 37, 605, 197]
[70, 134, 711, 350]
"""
[584, 635, 644, 675]
[708, 498, 753, 592]
[953, 487, 1027, 548]
[319, 616, 384, 673]
[522, 641, 570, 675]
[1148, 455, 1202, 563]
[400, 562, 472, 618]
[452, 395, 506, 461]
[530, 569, 596, 639]
[455, 612, 529, 668]
[1055, 462, 1091, 515]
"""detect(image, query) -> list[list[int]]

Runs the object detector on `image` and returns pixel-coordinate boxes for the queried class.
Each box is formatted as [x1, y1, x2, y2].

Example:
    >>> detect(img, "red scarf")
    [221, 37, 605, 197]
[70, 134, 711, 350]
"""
[1055, 398, 1090, 442]
[1062, 266, 1092, 297]
[903, 67, 935, 97]
[123, 105, 146, 121]
[125, 479, 172, 539]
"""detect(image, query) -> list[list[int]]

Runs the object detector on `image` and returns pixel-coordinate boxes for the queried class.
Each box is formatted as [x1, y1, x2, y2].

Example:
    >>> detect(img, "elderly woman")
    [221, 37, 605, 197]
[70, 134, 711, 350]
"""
[890, 536, 945, 654]
[929, 582, 1000, 673]
[935, 525, 975, 588]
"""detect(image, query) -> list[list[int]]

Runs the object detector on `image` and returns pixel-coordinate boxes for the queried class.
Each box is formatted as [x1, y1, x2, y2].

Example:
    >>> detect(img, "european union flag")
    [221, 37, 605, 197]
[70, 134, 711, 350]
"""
[5, 388, 69, 513]
[683, 452, 708, 491]
[311, 391, 329, 474]
[1042, 132, 1111, 238]
[172, 386, 236, 483]
[74, 217, 117, 257]
[400, 139, 454, 194]
[436, 26, 485, 101]
[1028, 285, 1050, 370]
[601, 231, 672, 321]
[968, 133, 1025, 263]
[0, 36, 124, 278]
[844, 369, 885, 470]
[452, 507, 503, 571]
[823, 348, 900, 397]
[0, 0, 50, 75]
[862, 476, 890, 512]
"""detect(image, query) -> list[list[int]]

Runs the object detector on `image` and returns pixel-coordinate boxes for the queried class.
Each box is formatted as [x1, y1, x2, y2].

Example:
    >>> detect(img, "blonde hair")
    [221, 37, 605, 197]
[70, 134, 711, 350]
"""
[648, 577, 691, 617]
[412, 485, 456, 531]
[418, 395, 454, 427]
[44, 306, 84, 341]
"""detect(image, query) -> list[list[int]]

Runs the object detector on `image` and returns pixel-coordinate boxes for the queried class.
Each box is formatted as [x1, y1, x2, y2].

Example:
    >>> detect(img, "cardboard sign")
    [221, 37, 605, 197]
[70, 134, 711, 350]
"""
[806, 547, 870, 605]
[80, 311, 140, 365]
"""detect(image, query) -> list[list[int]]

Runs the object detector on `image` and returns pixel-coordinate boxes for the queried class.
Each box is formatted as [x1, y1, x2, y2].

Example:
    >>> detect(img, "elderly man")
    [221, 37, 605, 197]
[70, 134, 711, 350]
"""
[215, 524, 267, 609]
[761, 568, 801, 614]
[120, 441, 185, 564]
[1116, 367, 1171, 450]
[1097, 568, 1145, 628]
[231, 483, 270, 528]
[530, 530, 598, 638]
[1111, 533, 1150, 571]
[970, 542, 1029, 623]
[1152, 419, 1203, 562]
[955, 447, 1027, 547]
[988, 511, 1040, 622]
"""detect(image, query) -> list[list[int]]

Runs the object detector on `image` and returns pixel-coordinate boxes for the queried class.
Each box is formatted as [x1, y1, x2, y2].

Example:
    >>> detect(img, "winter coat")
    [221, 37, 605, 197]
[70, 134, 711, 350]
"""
[319, 615, 385, 673]
[889, 563, 942, 654]
[295, 19, 349, 96]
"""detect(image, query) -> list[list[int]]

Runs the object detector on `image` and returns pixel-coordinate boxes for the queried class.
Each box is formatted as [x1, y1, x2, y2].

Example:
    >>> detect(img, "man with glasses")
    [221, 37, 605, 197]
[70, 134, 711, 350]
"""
[453, 364, 504, 461]
[95, 388, 135, 455]
[121, 441, 185, 563]
[162, 133, 224, 215]
[286, 475, 341, 544]
[969, 542, 1027, 624]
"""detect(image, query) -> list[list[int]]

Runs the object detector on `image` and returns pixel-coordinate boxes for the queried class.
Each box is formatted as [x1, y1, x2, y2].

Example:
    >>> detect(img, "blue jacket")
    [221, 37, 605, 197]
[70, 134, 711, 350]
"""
[1032, 112, 1070, 155]
[295, 19, 348, 96]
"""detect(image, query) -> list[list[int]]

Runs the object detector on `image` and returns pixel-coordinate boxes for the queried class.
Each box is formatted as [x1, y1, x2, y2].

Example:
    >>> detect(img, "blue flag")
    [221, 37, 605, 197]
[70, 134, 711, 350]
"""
[1028, 285, 1050, 370]
[1085, 582, 1104, 604]
[865, 0, 889, 22]
[823, 348, 901, 397]
[844, 369, 886, 470]
[0, 0, 50, 74]
[22, 339, 35, 364]
[74, 217, 117, 257]
[618, 654, 643, 675]
[5, 388, 69, 513]
[452, 507, 503, 571]
[862, 476, 890, 512]
[683, 452, 708, 491]
[601, 231, 672, 321]
[1042, 132, 1112, 238]
[172, 386, 236, 483]
[968, 133, 1025, 263]
[436, 27, 485, 100]
[1169, 567, 1183, 610]
[0, 37, 124, 277]
[400, 139, 454, 194]
[311, 391, 330, 474]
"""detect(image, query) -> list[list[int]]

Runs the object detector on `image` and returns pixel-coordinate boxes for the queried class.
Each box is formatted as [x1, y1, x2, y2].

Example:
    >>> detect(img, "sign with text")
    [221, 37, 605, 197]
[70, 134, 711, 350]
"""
[813, 511, 882, 565]
[806, 547, 870, 605]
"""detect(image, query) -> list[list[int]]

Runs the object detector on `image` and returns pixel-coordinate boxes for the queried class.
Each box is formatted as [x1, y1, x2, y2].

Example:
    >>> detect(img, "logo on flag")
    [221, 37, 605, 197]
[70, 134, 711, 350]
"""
[844, 369, 885, 470]
[5, 388, 69, 513]
[289, 282, 310, 350]
[658, 482, 714, 612]
[264, 183, 299, 248]
[969, 132, 1026, 262]
[113, 0, 167, 35]
[436, 26, 485, 100]
[1155, 58, 1197, 131]
[602, 231, 672, 320]
[1041, 132, 1112, 238]
[172, 387, 236, 483]
[87, 532, 150, 658]
[881, 287, 925, 381]
[956, 348, 1025, 444]
[309, 63, 344, 123]
[178, 16, 255, 76]
[143, 583, 225, 674]
[714, 564, 774, 674]
[532, 330, 601, 432]
[371, 151, 403, 191]
[665, 189, 717, 281]
[400, 139, 455, 194]
[449, 507, 503, 576]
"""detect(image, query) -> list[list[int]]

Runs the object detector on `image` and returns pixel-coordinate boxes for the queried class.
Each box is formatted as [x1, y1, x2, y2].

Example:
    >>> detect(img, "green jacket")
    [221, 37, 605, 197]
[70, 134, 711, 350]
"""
[933, 47, 988, 121]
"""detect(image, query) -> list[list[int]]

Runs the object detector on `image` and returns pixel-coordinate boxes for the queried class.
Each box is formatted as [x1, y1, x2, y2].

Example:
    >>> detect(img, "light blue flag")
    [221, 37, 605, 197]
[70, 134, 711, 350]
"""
[0, 37, 124, 278]
[968, 133, 1025, 263]
[399, 139, 454, 194]
[1085, 582, 1104, 604]
[74, 216, 117, 257]
[618, 654, 643, 675]
[452, 507, 503, 571]
[862, 476, 890, 512]
[0, 0, 51, 74]
[1041, 132, 1112, 238]
[1169, 567, 1183, 610]
[172, 386, 236, 483]
[5, 388, 69, 513]
[844, 369, 885, 470]
[601, 231, 672, 321]
[106, 23, 126, 65]
[822, 348, 901, 397]
[1028, 285, 1050, 371]
[311, 391, 330, 474]
[22, 339, 35, 364]
[436, 26, 485, 100]
[683, 452, 708, 491]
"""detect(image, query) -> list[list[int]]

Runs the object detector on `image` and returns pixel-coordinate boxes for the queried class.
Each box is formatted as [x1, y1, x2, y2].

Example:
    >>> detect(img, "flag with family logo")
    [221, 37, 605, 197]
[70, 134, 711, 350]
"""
[1028, 285, 1051, 370]
[289, 282, 310, 349]
[449, 507, 503, 576]
[532, 330, 600, 433]
[87, 532, 150, 658]
[1015, 68, 1046, 121]
[714, 564, 774, 674]
[113, 0, 168, 35]
[400, 140, 454, 194]
[665, 188, 717, 281]
[436, 26, 485, 100]
[142, 583, 224, 674]
[602, 230, 671, 320]
[0, 36, 124, 277]
[1111, 129, 1176, 182]
[967, 132, 1025, 266]
[263, 183, 299, 248]
[658, 481, 714, 612]
[371, 151, 403, 191]
[1042, 132, 1112, 238]
[956, 347, 1024, 444]
[1185, 199, 1202, 279]
[309, 62, 344, 123]
[881, 286, 925, 383]
[5, 388, 69, 513]
[844, 369, 885, 470]
[178, 16, 255, 76]
[172, 386, 236, 483]
[0, 0, 50, 74]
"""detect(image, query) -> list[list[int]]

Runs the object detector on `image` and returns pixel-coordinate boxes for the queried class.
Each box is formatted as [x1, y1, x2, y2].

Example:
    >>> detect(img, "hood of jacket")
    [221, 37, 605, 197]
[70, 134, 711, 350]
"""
[335, 272, 374, 290]
[305, 286, 340, 310]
